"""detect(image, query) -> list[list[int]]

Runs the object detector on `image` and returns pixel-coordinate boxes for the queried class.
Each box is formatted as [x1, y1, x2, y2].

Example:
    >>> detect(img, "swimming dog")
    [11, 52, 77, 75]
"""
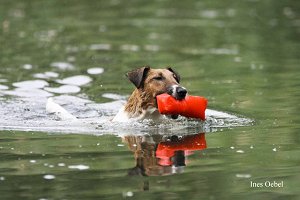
[113, 66, 187, 122]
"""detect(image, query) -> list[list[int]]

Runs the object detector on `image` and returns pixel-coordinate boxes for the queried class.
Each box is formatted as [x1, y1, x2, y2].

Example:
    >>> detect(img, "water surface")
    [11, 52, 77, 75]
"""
[0, 0, 300, 199]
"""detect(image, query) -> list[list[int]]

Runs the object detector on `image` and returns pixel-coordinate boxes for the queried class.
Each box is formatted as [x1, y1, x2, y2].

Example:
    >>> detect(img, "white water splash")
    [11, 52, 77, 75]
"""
[46, 98, 77, 120]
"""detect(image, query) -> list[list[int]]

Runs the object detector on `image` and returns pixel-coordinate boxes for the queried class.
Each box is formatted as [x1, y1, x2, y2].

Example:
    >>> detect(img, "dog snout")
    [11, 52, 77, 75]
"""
[167, 86, 174, 95]
[167, 85, 187, 100]
[176, 87, 187, 100]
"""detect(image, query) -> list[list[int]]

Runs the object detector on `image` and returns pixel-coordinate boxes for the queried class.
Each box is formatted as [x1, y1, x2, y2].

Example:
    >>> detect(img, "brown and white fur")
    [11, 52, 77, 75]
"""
[113, 66, 187, 122]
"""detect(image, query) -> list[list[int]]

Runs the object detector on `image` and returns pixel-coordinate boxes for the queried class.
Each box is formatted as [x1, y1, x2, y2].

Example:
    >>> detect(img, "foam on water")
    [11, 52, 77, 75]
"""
[44, 85, 81, 94]
[56, 75, 92, 86]
[22, 64, 33, 70]
[102, 93, 127, 100]
[50, 62, 75, 70]
[1, 88, 53, 97]
[0, 91, 253, 135]
[33, 72, 59, 79]
[0, 84, 9, 90]
[13, 80, 49, 89]
[87, 67, 104, 75]
[46, 98, 78, 120]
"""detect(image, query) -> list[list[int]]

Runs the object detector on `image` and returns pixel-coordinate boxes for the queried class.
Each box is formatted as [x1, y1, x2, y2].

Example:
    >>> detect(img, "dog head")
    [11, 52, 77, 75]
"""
[126, 66, 187, 101]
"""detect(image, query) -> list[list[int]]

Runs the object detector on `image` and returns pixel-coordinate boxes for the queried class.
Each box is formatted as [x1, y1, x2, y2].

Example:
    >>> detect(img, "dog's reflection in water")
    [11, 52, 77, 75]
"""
[123, 133, 207, 177]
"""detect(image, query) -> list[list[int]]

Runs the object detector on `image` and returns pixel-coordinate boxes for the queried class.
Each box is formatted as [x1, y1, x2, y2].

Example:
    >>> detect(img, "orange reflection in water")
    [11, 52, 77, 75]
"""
[124, 133, 207, 176]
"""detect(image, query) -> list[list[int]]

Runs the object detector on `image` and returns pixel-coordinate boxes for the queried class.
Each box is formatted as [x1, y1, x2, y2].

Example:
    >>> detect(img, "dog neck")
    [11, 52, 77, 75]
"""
[124, 89, 157, 118]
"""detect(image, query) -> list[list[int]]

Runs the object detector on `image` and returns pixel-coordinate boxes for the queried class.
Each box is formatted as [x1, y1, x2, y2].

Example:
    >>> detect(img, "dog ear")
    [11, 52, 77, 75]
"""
[167, 67, 180, 83]
[126, 66, 150, 88]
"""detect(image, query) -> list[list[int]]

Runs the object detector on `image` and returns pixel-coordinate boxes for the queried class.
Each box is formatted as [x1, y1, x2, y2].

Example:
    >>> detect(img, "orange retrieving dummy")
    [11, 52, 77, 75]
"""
[156, 93, 207, 120]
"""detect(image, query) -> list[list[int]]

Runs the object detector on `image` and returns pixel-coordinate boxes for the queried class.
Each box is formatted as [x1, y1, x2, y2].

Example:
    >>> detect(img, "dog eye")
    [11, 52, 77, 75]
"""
[153, 76, 164, 81]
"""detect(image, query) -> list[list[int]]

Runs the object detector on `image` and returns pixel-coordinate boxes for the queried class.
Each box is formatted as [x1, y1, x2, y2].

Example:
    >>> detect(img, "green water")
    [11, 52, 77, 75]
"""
[1, 0, 300, 199]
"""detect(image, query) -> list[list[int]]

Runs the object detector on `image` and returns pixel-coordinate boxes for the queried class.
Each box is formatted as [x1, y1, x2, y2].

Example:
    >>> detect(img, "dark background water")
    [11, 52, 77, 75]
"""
[0, 0, 300, 199]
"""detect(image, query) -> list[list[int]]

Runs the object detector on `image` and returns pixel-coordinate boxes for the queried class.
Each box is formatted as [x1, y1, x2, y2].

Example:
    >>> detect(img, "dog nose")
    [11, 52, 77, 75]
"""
[176, 87, 187, 99]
